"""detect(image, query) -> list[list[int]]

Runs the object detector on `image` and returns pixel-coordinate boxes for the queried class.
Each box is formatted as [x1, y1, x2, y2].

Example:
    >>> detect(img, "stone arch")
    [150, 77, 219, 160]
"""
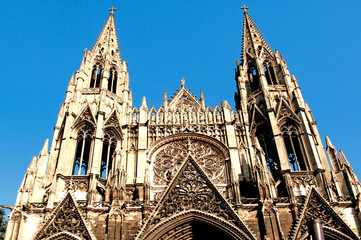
[147, 133, 229, 158]
[298, 226, 355, 240]
[44, 232, 83, 240]
[141, 210, 252, 240]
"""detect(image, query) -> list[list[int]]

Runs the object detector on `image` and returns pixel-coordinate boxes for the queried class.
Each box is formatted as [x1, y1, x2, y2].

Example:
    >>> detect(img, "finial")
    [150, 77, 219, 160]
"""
[181, 77, 185, 88]
[109, 7, 117, 14]
[241, 5, 248, 12]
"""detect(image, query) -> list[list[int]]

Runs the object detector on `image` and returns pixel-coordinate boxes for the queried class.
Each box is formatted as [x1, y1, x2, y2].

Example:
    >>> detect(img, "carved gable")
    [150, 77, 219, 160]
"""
[73, 105, 96, 127]
[168, 88, 201, 112]
[276, 100, 300, 123]
[35, 193, 94, 240]
[103, 110, 121, 134]
[249, 103, 269, 131]
[289, 188, 358, 240]
[138, 156, 255, 240]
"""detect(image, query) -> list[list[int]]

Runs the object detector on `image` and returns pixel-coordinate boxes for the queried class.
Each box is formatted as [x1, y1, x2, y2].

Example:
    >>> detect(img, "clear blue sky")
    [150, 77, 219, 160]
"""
[1, 1, 361, 212]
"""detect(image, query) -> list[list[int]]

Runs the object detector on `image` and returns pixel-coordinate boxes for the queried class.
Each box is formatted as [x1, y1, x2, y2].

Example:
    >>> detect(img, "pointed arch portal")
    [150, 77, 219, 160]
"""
[142, 211, 250, 240]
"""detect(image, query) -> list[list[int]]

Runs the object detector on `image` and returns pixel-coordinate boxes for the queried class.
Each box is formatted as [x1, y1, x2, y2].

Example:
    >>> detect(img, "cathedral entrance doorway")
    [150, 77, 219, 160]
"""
[156, 220, 236, 240]
[140, 211, 252, 240]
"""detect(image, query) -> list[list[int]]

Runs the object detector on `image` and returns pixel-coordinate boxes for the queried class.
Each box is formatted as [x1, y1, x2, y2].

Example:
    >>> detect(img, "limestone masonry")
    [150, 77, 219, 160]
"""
[5, 7, 361, 240]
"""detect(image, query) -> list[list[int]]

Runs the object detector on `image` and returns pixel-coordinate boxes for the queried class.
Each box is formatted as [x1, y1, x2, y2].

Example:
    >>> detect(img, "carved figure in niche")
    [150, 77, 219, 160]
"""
[183, 112, 188, 123]
[132, 113, 137, 123]
[175, 112, 180, 124]
[167, 112, 172, 124]
[191, 112, 197, 123]
[159, 112, 164, 124]
[150, 113, 156, 124]
[199, 111, 205, 123]
[216, 112, 222, 123]
[235, 113, 240, 123]
[207, 111, 213, 123]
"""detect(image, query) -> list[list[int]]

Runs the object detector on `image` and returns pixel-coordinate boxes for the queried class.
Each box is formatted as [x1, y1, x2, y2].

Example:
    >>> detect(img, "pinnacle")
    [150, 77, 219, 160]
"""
[39, 139, 49, 158]
[339, 150, 350, 166]
[141, 96, 148, 108]
[28, 156, 37, 172]
[325, 136, 334, 148]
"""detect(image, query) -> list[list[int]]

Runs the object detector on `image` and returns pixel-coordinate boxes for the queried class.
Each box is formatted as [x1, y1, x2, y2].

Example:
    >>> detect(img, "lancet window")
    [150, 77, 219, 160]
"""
[73, 125, 94, 175]
[90, 64, 102, 88]
[107, 68, 117, 94]
[255, 125, 280, 175]
[100, 130, 117, 179]
[263, 61, 278, 85]
[247, 62, 259, 92]
[281, 123, 307, 171]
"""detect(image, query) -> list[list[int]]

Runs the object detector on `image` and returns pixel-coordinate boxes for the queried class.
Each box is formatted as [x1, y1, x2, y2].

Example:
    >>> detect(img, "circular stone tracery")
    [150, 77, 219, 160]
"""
[152, 139, 227, 186]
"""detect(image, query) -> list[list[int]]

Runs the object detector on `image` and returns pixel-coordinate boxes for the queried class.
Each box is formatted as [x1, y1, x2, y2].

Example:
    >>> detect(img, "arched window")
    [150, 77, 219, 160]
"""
[256, 125, 280, 174]
[90, 68, 96, 88]
[73, 125, 94, 175]
[90, 64, 102, 88]
[95, 68, 102, 87]
[281, 123, 307, 171]
[107, 68, 117, 94]
[263, 62, 278, 85]
[100, 130, 117, 179]
[248, 62, 259, 92]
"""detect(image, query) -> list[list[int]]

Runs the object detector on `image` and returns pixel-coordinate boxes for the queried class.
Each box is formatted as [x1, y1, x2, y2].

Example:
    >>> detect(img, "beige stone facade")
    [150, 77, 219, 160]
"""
[5, 7, 361, 240]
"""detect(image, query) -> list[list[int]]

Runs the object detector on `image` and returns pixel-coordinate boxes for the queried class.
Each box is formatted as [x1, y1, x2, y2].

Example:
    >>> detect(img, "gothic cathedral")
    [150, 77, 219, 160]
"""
[5, 7, 361, 240]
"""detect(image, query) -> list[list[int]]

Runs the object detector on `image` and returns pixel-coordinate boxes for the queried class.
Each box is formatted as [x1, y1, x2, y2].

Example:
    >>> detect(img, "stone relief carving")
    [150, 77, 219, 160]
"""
[35, 193, 92, 240]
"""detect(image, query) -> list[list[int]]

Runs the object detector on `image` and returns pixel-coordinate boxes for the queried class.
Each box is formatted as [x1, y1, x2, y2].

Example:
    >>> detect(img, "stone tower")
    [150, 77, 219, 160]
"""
[5, 7, 361, 240]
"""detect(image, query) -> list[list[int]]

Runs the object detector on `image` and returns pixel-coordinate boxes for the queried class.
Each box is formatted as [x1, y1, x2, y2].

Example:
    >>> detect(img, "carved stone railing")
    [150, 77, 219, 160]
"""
[82, 88, 101, 95]
[30, 202, 46, 209]
[125, 200, 143, 208]
[268, 85, 287, 92]
[274, 197, 290, 204]
[61, 175, 89, 191]
[336, 196, 353, 202]
[241, 198, 258, 205]
[148, 124, 227, 145]
[77, 200, 87, 207]
[93, 202, 110, 208]
[290, 171, 317, 187]
[105, 90, 122, 103]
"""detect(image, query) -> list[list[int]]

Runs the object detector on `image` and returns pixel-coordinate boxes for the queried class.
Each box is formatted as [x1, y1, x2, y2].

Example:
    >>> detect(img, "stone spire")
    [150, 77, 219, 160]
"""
[241, 6, 272, 63]
[91, 7, 120, 59]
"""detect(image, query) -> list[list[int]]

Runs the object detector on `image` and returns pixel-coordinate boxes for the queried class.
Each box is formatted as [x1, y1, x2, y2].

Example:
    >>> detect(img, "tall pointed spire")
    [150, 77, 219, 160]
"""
[92, 7, 120, 58]
[241, 6, 272, 63]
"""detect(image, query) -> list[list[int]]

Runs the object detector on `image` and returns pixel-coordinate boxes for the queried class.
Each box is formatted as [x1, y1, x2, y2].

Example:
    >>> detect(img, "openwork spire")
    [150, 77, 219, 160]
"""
[241, 6, 272, 63]
[91, 8, 120, 57]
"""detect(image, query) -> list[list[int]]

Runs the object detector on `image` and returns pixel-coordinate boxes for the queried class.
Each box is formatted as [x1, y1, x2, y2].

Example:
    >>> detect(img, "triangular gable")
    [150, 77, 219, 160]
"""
[137, 156, 255, 240]
[250, 104, 269, 131]
[168, 88, 202, 112]
[35, 192, 95, 240]
[73, 105, 96, 128]
[289, 188, 358, 240]
[103, 110, 121, 135]
[276, 100, 300, 123]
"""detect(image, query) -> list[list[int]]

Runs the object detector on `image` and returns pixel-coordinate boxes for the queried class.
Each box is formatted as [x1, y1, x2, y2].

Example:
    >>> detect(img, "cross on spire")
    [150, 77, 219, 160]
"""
[109, 7, 117, 14]
[241, 5, 248, 12]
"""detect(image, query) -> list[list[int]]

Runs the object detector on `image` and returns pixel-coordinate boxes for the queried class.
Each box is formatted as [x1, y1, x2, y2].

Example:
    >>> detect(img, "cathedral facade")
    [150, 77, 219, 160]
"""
[5, 7, 361, 240]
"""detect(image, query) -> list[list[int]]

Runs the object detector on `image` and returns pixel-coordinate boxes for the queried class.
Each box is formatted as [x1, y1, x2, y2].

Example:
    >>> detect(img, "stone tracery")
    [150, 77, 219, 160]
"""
[152, 139, 227, 186]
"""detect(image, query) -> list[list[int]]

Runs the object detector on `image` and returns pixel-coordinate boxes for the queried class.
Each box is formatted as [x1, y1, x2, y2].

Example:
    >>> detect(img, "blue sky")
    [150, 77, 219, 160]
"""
[1, 1, 361, 212]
